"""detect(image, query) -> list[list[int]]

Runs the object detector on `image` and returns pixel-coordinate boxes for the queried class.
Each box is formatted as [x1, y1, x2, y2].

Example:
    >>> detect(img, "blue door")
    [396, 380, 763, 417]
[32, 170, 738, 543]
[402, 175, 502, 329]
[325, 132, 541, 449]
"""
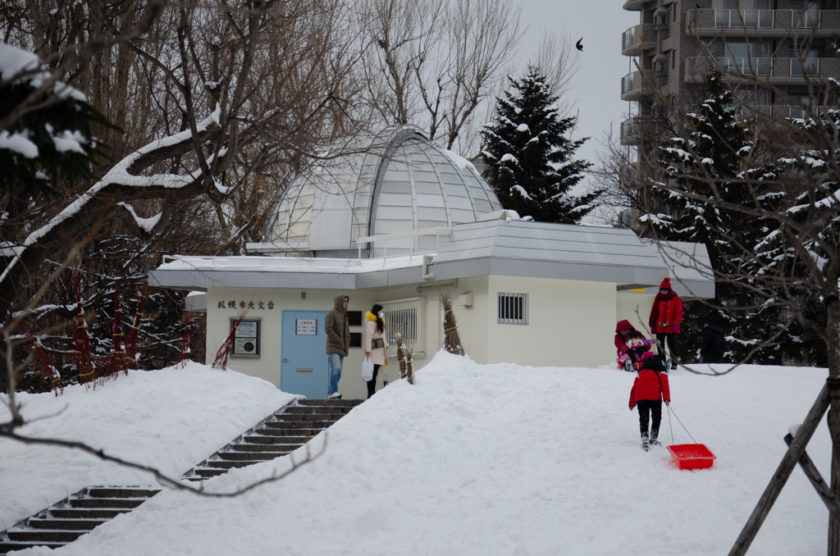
[281, 310, 329, 398]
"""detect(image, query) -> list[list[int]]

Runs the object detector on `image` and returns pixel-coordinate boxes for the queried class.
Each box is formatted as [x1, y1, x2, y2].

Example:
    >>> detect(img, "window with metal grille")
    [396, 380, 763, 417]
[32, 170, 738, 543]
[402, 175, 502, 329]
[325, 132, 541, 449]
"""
[381, 297, 423, 355]
[497, 293, 527, 325]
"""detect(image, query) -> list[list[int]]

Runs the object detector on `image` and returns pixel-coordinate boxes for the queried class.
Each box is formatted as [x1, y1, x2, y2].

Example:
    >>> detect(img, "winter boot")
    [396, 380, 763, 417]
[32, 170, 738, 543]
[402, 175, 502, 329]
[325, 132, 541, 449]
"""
[641, 433, 649, 451]
[650, 431, 661, 446]
[623, 359, 633, 372]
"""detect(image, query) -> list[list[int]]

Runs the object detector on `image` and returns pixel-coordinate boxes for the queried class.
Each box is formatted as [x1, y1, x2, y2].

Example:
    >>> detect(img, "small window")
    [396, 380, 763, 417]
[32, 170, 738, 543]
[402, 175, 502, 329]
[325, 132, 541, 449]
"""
[497, 293, 528, 325]
[381, 296, 424, 355]
[347, 310, 362, 326]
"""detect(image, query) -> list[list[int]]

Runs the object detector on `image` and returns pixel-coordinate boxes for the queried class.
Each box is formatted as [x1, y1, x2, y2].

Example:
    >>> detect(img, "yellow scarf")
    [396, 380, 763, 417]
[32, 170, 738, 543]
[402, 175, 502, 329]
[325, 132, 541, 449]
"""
[365, 311, 385, 325]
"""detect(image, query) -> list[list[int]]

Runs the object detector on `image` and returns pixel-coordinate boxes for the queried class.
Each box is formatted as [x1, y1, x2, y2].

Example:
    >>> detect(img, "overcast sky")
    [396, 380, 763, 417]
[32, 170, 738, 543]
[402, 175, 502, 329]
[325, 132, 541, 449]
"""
[516, 1, 639, 171]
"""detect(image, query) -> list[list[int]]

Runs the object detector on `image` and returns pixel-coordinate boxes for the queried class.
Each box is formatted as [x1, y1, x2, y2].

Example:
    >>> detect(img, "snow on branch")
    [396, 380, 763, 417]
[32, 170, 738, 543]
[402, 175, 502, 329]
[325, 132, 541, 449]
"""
[117, 203, 162, 233]
[0, 106, 222, 285]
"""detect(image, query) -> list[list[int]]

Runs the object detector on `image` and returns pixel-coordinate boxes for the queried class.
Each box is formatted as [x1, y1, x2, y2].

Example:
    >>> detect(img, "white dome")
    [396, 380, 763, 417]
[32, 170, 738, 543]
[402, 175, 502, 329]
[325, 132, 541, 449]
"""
[267, 126, 502, 257]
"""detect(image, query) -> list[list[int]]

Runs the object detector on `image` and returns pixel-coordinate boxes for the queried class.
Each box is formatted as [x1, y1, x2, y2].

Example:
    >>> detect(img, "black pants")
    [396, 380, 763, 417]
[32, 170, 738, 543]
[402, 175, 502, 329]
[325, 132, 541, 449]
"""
[656, 333, 678, 363]
[637, 399, 662, 439]
[366, 364, 381, 398]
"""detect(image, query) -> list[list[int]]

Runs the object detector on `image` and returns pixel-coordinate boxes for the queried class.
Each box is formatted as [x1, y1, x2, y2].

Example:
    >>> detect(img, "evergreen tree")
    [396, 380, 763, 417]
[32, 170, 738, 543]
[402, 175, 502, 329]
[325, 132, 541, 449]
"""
[480, 66, 598, 223]
[0, 43, 109, 199]
[646, 72, 825, 365]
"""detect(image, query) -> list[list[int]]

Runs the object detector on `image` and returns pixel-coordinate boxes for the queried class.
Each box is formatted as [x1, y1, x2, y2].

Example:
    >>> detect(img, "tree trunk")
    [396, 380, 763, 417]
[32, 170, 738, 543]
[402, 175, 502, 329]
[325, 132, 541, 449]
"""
[826, 296, 840, 554]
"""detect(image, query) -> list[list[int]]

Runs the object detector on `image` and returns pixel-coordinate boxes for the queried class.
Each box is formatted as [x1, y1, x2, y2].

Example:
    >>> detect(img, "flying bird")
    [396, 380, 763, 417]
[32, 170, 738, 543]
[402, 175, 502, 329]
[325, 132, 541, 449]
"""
[576, 38, 583, 52]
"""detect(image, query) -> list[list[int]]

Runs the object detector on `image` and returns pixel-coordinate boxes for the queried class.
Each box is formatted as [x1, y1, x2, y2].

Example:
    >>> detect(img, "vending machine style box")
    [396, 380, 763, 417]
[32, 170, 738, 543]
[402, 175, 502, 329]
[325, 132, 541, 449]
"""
[231, 319, 260, 358]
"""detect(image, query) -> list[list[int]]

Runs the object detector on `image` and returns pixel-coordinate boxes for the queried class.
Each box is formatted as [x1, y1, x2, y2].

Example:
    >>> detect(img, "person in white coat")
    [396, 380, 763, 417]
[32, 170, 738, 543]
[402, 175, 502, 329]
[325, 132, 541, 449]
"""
[362, 304, 389, 398]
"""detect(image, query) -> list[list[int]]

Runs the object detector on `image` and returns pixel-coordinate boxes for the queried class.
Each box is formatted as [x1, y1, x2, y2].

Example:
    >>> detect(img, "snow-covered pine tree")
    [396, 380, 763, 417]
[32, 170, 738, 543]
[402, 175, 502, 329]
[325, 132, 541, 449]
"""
[644, 72, 781, 363]
[743, 103, 840, 367]
[480, 66, 598, 223]
[0, 43, 109, 200]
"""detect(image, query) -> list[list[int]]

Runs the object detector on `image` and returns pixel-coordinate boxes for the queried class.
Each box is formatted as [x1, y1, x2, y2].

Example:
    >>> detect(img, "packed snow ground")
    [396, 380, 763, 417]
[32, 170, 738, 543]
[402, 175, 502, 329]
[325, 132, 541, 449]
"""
[0, 353, 831, 555]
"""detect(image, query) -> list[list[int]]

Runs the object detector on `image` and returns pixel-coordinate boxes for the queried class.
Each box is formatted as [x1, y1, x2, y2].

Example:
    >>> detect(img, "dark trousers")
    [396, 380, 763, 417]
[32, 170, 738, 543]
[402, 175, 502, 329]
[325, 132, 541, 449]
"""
[656, 333, 678, 363]
[366, 364, 381, 398]
[637, 399, 662, 439]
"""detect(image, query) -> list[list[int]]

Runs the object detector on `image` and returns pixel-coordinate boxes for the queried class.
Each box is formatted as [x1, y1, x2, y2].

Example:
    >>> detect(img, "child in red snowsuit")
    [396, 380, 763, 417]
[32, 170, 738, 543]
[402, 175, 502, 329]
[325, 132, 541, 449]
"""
[629, 354, 671, 451]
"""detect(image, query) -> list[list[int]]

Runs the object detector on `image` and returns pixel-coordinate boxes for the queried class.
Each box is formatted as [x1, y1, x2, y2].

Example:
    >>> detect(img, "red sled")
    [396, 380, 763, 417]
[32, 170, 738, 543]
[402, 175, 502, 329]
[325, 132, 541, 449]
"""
[667, 443, 715, 470]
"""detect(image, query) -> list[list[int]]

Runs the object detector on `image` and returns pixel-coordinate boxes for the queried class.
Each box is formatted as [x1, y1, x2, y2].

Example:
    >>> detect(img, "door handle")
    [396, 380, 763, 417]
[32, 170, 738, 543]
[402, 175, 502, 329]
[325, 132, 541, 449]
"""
[283, 358, 288, 363]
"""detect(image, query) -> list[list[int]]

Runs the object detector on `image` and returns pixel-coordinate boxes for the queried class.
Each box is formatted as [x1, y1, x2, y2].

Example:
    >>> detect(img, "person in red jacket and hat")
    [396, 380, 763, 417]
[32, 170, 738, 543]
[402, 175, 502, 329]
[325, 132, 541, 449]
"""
[629, 354, 671, 451]
[649, 277, 683, 370]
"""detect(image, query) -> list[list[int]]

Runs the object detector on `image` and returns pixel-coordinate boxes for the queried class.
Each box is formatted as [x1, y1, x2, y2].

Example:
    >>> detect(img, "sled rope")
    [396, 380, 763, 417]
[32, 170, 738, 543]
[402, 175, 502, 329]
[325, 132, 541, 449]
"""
[666, 405, 698, 444]
[666, 404, 675, 445]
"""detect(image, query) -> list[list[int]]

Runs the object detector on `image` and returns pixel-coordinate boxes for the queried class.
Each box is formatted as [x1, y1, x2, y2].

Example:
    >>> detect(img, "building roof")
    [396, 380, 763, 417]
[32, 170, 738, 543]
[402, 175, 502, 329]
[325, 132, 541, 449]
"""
[260, 126, 502, 257]
[150, 219, 715, 298]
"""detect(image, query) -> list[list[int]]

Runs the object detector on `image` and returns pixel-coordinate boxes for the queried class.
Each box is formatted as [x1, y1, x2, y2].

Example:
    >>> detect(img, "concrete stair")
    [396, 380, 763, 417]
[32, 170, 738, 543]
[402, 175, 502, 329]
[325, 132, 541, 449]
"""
[183, 399, 360, 480]
[0, 398, 361, 555]
[0, 487, 159, 555]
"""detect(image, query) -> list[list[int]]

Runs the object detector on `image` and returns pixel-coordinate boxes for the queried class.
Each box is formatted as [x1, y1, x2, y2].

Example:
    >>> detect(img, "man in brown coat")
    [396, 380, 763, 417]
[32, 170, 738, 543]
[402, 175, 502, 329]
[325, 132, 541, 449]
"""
[325, 294, 350, 399]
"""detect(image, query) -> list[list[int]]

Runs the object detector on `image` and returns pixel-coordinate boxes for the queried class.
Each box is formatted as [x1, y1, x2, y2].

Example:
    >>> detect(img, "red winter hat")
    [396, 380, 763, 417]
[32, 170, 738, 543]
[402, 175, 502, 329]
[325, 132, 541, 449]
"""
[659, 277, 672, 290]
[615, 319, 634, 333]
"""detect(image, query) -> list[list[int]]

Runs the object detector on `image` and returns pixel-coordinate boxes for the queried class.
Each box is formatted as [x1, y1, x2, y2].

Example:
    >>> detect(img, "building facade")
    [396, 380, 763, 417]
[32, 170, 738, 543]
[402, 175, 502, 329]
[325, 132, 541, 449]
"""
[152, 127, 714, 399]
[621, 0, 840, 154]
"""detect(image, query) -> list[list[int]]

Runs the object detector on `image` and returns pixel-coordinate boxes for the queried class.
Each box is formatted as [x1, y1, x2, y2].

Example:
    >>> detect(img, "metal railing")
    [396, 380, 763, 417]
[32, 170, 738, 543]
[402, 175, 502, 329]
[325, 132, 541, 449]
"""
[717, 56, 773, 76]
[689, 9, 834, 32]
[714, 9, 774, 28]
[381, 296, 423, 356]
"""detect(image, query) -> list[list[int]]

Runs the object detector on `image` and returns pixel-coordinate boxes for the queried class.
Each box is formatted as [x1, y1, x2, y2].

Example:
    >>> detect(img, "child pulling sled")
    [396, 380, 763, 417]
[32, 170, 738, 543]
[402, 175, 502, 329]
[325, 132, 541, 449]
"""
[628, 354, 671, 451]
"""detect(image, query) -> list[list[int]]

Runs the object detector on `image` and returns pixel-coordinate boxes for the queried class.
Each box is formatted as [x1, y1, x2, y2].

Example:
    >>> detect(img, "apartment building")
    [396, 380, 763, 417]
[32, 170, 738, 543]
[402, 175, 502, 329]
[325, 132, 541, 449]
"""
[620, 0, 840, 154]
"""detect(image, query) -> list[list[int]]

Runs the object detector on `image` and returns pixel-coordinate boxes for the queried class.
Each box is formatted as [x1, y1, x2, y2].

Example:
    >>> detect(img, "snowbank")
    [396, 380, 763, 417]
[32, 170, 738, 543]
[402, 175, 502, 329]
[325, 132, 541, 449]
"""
[2, 354, 830, 555]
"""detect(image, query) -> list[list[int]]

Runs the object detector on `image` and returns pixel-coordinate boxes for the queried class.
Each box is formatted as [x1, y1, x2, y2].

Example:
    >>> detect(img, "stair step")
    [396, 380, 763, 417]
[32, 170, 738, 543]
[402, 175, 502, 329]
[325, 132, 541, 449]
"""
[297, 399, 361, 407]
[257, 426, 324, 436]
[229, 443, 301, 452]
[49, 508, 129, 519]
[69, 498, 146, 509]
[264, 419, 334, 428]
[217, 451, 289, 461]
[282, 408, 352, 418]
[204, 460, 262, 469]
[0, 541, 65, 552]
[188, 468, 226, 478]
[27, 518, 107, 530]
[6, 529, 86, 542]
[86, 487, 159, 498]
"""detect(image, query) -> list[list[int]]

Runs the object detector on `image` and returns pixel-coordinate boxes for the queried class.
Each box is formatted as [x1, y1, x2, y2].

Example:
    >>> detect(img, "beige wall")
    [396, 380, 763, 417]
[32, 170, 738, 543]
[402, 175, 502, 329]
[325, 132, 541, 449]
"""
[617, 290, 656, 337]
[207, 288, 378, 400]
[487, 276, 618, 367]
[205, 276, 653, 399]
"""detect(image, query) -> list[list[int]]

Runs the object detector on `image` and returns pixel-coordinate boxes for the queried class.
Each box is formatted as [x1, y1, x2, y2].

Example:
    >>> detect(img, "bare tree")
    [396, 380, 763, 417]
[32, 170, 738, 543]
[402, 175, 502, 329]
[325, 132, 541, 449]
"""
[0, 0, 368, 386]
[358, 0, 522, 151]
[1, 0, 369, 507]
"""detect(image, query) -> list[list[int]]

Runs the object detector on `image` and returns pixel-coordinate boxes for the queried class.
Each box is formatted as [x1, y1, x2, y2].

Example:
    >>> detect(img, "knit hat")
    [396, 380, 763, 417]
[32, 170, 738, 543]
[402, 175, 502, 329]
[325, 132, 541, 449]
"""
[640, 354, 667, 373]
[615, 320, 634, 333]
[659, 277, 672, 291]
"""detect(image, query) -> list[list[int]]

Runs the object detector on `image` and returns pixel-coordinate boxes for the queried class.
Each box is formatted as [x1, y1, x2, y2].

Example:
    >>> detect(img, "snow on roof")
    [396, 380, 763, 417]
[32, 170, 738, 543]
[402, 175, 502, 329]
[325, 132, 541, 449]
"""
[151, 220, 715, 297]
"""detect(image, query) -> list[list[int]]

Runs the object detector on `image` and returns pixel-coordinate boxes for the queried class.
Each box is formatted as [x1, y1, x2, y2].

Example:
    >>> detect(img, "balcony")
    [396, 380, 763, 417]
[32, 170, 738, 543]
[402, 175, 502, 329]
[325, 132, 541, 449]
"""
[621, 71, 653, 101]
[739, 104, 833, 121]
[622, 24, 656, 56]
[620, 118, 641, 146]
[623, 0, 645, 11]
[684, 56, 840, 85]
[687, 9, 840, 38]
[620, 117, 663, 147]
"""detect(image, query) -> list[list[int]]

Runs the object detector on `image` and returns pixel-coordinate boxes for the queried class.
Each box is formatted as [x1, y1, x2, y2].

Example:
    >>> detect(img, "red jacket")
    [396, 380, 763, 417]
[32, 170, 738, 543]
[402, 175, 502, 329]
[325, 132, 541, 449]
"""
[629, 369, 670, 409]
[614, 320, 638, 357]
[649, 291, 684, 334]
